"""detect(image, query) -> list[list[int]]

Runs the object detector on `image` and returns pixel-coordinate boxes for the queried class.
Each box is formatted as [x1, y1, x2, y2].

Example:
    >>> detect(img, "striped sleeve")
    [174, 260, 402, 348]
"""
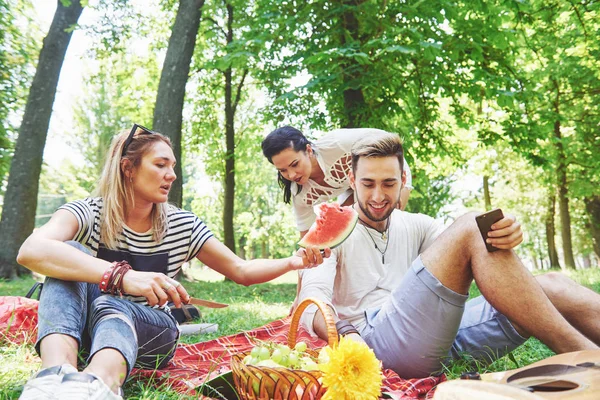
[186, 215, 213, 261]
[58, 199, 94, 243]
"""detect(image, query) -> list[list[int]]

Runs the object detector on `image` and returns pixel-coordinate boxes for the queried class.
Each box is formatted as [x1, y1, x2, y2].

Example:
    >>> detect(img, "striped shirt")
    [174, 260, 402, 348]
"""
[60, 197, 213, 305]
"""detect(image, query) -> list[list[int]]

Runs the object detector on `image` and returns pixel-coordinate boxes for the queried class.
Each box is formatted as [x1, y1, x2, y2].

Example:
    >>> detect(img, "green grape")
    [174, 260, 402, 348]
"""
[278, 344, 291, 356]
[258, 346, 270, 361]
[271, 348, 283, 363]
[302, 360, 319, 371]
[288, 351, 299, 367]
[294, 341, 308, 353]
[243, 355, 252, 365]
[250, 346, 261, 358]
[279, 355, 289, 367]
[318, 347, 330, 364]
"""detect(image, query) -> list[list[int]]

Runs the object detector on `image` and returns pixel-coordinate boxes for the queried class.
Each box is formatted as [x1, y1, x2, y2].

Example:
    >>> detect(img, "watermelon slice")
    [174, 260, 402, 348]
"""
[298, 203, 359, 249]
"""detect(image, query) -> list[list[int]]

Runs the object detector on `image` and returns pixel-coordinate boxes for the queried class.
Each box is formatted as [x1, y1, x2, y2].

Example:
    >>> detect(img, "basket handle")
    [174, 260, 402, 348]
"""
[288, 297, 339, 348]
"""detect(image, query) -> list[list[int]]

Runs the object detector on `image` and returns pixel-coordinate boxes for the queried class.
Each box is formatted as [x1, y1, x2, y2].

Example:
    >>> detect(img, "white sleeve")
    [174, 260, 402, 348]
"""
[293, 196, 316, 232]
[417, 214, 446, 253]
[298, 252, 338, 337]
[403, 158, 413, 189]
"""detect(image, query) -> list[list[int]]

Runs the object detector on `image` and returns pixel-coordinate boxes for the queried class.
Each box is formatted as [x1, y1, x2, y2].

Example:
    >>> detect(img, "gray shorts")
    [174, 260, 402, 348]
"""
[362, 256, 526, 378]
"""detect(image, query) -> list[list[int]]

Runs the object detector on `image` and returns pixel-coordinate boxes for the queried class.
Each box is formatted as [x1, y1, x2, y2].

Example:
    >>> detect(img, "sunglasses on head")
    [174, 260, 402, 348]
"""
[121, 124, 157, 157]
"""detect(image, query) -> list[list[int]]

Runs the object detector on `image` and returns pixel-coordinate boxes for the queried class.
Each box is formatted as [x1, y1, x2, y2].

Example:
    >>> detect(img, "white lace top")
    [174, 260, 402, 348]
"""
[291, 128, 412, 231]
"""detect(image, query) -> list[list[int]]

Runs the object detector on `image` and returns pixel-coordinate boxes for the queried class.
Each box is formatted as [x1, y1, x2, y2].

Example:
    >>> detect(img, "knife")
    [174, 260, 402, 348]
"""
[187, 297, 229, 308]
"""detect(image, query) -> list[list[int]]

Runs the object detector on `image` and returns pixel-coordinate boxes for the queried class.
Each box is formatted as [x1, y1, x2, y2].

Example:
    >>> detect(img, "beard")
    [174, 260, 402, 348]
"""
[356, 192, 400, 223]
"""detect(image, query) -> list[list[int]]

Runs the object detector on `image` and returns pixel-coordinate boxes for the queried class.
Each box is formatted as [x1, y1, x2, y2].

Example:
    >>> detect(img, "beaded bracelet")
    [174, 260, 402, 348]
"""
[335, 319, 360, 337]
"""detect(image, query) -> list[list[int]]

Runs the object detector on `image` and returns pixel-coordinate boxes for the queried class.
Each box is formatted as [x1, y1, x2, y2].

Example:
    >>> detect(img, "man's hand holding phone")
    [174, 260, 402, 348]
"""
[476, 209, 523, 252]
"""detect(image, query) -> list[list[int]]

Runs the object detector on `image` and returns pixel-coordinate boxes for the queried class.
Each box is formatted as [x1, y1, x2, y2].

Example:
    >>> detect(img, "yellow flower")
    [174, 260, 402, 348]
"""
[318, 336, 383, 400]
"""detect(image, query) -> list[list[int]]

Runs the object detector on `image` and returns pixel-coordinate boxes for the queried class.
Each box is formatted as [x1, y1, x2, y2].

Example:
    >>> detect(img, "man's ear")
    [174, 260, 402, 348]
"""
[349, 170, 355, 191]
[401, 170, 406, 188]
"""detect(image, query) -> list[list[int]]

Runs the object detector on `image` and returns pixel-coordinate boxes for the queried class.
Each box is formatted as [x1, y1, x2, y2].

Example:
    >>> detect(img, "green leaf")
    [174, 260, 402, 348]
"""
[384, 45, 417, 54]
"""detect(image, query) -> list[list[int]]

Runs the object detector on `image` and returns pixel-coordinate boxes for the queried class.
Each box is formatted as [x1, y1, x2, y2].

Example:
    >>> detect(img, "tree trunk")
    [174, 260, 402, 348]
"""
[483, 175, 492, 210]
[261, 241, 267, 258]
[223, 2, 236, 255]
[153, 0, 204, 208]
[552, 84, 575, 269]
[340, 0, 367, 128]
[585, 196, 600, 260]
[0, 0, 84, 279]
[545, 193, 561, 269]
[238, 235, 246, 260]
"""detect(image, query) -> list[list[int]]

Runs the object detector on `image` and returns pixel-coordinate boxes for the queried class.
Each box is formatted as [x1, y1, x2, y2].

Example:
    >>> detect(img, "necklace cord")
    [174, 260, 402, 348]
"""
[357, 216, 390, 262]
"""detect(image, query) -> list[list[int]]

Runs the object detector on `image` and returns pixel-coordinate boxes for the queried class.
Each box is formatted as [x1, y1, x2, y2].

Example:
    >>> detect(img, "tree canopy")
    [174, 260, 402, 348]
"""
[0, 0, 598, 278]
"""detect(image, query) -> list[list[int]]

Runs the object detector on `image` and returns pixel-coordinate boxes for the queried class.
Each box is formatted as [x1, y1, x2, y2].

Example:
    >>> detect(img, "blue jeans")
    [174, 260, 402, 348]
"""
[35, 241, 179, 380]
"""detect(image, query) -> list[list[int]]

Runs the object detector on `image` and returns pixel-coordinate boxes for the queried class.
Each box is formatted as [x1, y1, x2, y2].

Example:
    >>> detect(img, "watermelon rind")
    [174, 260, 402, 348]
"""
[298, 204, 359, 250]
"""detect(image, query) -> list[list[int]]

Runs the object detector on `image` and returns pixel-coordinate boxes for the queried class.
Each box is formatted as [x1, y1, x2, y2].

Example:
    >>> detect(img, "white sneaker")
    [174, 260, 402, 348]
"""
[58, 372, 123, 400]
[20, 364, 78, 400]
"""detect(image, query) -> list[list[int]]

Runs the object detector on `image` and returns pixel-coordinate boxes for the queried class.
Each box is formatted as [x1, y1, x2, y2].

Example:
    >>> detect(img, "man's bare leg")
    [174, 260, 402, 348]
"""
[420, 212, 597, 354]
[536, 272, 600, 346]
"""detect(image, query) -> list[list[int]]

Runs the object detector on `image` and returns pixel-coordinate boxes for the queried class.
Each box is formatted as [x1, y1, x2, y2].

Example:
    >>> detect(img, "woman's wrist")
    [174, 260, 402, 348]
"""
[99, 261, 132, 295]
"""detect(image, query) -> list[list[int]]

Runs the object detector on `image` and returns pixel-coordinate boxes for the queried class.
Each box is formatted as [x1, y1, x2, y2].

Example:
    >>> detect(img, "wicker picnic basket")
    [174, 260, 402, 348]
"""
[231, 297, 338, 400]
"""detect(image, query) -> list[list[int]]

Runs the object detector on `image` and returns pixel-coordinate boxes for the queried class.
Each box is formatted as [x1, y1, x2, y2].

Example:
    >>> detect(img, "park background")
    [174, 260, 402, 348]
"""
[0, 0, 599, 398]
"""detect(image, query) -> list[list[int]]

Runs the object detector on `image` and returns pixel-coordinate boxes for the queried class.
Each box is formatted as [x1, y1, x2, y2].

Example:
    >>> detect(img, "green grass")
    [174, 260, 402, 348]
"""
[1, 267, 599, 398]
[0, 275, 40, 297]
[0, 270, 298, 399]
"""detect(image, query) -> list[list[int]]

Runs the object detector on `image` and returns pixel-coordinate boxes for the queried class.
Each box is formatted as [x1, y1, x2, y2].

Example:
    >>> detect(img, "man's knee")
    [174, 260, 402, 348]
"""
[455, 211, 480, 233]
[420, 212, 480, 285]
[536, 272, 571, 298]
[447, 212, 481, 248]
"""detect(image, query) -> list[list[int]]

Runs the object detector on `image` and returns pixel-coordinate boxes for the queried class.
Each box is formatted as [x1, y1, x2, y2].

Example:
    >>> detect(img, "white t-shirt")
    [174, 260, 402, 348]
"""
[298, 210, 444, 335]
[292, 128, 412, 231]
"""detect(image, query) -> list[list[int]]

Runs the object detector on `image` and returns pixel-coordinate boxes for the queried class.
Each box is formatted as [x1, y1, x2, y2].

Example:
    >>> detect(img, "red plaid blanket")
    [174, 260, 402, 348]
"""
[0, 296, 39, 345]
[1, 296, 444, 399]
[133, 316, 445, 399]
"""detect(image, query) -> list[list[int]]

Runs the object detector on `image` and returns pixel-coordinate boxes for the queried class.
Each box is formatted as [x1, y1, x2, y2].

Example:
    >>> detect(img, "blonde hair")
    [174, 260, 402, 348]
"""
[351, 132, 404, 174]
[94, 127, 172, 249]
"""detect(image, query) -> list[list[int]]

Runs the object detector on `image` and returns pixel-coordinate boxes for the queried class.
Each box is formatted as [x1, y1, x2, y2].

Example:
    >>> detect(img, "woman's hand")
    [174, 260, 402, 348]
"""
[291, 247, 331, 270]
[487, 214, 523, 250]
[122, 271, 190, 308]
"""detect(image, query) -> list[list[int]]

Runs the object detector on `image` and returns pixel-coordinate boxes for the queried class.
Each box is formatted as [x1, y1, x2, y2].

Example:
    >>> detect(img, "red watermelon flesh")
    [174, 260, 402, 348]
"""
[298, 203, 358, 249]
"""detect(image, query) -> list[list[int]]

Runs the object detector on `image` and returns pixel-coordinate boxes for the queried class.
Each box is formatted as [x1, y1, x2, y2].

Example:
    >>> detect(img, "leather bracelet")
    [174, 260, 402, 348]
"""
[99, 264, 116, 292]
[99, 261, 132, 296]
[336, 319, 360, 337]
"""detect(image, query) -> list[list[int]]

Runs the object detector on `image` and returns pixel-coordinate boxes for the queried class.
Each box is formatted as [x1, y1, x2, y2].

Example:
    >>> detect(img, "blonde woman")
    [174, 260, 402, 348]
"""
[18, 125, 327, 400]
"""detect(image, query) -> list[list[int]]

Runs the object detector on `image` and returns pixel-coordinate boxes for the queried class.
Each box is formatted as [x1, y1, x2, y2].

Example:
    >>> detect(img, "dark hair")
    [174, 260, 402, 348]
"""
[262, 126, 313, 204]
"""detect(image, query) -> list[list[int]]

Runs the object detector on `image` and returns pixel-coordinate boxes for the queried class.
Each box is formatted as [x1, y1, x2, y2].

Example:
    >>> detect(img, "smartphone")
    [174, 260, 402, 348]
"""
[475, 208, 504, 252]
